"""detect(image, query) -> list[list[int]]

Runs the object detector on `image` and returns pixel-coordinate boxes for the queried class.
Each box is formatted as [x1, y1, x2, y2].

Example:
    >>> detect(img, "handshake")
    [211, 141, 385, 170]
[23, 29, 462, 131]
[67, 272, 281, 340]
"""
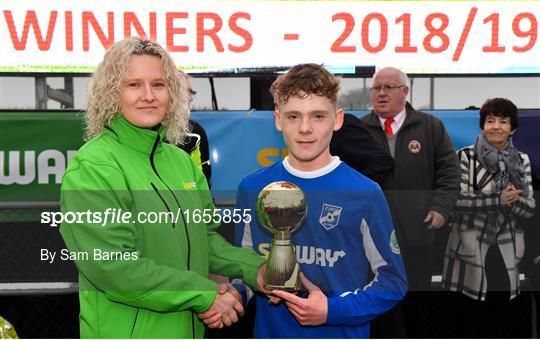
[198, 263, 328, 328]
[197, 282, 245, 329]
[197, 263, 267, 329]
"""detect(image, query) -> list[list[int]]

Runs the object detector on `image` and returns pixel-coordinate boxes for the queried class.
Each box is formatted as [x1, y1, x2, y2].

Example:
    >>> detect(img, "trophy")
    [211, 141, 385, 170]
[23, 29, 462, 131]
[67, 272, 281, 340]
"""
[256, 181, 307, 291]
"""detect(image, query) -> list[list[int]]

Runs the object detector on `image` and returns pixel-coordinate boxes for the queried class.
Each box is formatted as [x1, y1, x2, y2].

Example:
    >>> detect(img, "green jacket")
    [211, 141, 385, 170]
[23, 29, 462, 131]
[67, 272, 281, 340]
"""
[60, 115, 264, 338]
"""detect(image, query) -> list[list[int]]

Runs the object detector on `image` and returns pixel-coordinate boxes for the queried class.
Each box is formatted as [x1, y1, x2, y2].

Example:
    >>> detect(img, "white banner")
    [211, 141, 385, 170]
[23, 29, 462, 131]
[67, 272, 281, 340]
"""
[1, 0, 539, 74]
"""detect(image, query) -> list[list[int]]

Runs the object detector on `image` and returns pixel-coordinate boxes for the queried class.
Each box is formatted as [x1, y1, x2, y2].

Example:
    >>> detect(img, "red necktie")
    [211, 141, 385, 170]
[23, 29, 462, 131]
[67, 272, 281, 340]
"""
[384, 118, 395, 137]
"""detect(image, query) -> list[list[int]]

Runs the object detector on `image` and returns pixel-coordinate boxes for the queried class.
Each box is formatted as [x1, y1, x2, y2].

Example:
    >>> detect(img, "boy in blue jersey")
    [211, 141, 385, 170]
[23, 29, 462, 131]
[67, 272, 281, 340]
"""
[204, 63, 407, 338]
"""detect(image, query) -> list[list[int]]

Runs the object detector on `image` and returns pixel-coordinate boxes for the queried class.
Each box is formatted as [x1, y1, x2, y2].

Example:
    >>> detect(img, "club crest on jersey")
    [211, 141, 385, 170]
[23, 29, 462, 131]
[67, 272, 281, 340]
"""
[390, 230, 400, 254]
[319, 204, 343, 230]
[408, 140, 421, 154]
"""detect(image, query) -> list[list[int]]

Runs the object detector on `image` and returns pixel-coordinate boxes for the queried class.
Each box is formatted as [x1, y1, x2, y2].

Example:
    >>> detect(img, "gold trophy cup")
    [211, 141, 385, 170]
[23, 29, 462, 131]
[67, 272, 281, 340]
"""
[256, 181, 307, 291]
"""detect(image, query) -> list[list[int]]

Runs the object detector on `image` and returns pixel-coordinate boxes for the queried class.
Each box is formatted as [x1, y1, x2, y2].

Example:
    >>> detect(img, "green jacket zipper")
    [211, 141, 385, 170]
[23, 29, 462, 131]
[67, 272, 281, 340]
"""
[149, 135, 195, 338]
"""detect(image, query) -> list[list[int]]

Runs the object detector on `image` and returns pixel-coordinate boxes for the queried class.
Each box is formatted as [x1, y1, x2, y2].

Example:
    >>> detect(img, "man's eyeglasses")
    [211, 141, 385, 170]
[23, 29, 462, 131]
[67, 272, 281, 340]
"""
[370, 84, 405, 93]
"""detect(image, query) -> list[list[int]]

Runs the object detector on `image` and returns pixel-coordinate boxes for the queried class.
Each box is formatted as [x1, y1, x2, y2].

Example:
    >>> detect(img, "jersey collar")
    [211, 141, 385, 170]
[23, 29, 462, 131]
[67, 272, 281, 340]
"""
[283, 156, 341, 179]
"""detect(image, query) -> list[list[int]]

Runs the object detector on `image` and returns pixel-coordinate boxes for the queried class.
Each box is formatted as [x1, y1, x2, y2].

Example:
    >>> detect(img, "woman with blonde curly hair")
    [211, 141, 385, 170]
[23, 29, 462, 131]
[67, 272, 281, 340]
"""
[59, 37, 265, 338]
[84, 37, 189, 144]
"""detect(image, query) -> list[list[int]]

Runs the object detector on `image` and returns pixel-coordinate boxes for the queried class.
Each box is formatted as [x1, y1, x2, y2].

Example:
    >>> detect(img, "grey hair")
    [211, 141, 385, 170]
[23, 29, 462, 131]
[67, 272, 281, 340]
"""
[373, 67, 410, 88]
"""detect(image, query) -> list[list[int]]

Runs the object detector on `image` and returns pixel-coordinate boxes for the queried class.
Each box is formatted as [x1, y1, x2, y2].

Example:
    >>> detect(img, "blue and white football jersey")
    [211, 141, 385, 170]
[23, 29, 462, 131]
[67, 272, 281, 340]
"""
[234, 157, 408, 338]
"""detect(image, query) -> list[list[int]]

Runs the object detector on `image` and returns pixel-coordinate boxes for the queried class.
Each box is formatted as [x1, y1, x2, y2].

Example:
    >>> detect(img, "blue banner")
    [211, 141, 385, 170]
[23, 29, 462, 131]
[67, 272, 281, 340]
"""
[192, 111, 286, 199]
[513, 109, 540, 176]
[2, 109, 538, 202]
[193, 109, 538, 198]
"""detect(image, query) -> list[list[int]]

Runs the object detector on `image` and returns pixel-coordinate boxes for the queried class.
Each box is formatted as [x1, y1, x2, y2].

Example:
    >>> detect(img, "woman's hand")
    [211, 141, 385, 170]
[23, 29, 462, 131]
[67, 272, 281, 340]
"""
[500, 184, 522, 207]
[198, 283, 244, 329]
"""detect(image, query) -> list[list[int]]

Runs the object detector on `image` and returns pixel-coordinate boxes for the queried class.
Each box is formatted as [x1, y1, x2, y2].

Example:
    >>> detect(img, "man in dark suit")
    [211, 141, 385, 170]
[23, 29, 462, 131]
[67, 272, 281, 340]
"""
[361, 67, 460, 338]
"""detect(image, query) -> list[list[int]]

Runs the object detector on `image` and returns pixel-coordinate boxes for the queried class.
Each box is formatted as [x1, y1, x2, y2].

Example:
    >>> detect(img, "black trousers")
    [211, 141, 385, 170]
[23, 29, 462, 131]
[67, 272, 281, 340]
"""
[442, 244, 531, 338]
[531, 261, 540, 337]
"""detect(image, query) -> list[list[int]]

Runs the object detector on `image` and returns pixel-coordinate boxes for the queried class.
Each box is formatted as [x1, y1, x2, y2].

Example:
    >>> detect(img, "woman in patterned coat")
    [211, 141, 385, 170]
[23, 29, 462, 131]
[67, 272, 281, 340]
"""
[443, 98, 535, 337]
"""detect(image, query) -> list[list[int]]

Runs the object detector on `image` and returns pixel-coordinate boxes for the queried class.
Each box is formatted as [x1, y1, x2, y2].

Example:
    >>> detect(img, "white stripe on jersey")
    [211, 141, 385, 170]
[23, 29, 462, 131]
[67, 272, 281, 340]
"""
[241, 221, 253, 248]
[340, 218, 388, 297]
[360, 217, 388, 275]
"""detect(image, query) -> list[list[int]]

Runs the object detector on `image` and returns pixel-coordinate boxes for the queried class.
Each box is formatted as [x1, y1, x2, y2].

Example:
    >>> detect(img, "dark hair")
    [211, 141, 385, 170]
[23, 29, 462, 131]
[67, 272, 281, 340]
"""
[479, 98, 519, 130]
[275, 64, 340, 105]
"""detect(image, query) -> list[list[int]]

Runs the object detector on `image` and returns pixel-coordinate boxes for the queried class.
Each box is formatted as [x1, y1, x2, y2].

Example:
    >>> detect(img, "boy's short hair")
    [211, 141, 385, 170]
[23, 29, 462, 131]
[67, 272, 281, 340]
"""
[275, 64, 340, 105]
[269, 75, 282, 106]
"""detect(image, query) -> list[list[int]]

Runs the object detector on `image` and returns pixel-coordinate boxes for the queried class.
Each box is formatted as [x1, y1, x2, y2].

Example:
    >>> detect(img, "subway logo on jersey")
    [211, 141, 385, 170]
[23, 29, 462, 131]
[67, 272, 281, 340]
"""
[258, 243, 346, 268]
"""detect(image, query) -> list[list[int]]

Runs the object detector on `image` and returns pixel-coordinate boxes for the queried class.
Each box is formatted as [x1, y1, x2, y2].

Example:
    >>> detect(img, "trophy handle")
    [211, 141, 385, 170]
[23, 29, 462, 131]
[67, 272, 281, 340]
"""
[264, 231, 302, 292]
